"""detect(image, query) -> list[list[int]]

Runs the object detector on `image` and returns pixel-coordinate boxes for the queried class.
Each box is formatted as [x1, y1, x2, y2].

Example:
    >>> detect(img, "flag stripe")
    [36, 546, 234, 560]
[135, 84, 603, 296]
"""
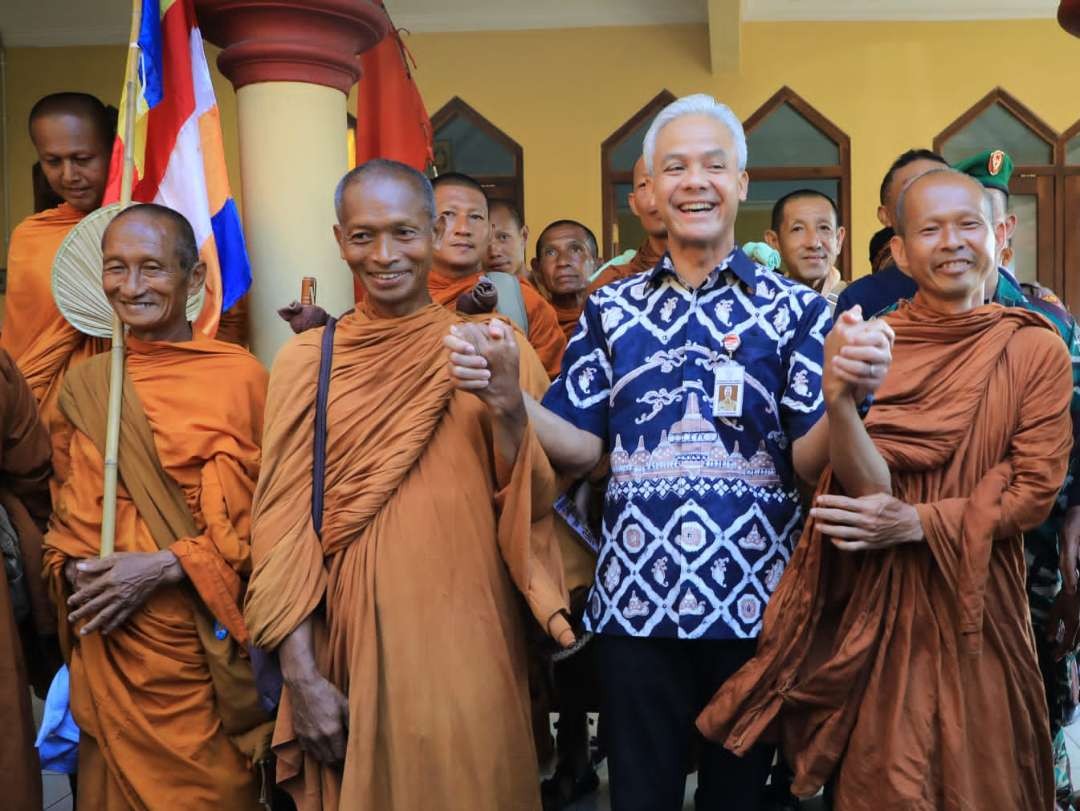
[211, 200, 251, 312]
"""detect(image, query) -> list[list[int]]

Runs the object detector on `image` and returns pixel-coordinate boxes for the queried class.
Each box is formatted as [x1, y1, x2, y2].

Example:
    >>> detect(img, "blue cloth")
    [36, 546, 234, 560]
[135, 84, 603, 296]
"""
[35, 665, 79, 774]
[833, 263, 916, 319]
[543, 248, 830, 640]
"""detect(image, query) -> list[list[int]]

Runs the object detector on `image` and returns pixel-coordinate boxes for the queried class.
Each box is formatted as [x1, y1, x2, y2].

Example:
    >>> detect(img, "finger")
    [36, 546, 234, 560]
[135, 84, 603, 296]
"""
[830, 358, 880, 381]
[443, 334, 477, 354]
[836, 345, 891, 364]
[814, 494, 864, 510]
[810, 506, 869, 525]
[100, 604, 137, 635]
[67, 575, 111, 609]
[69, 587, 117, 624]
[449, 366, 491, 382]
[331, 705, 349, 762]
[77, 599, 123, 635]
[75, 557, 115, 575]
[448, 351, 488, 369]
[831, 539, 872, 552]
[816, 523, 872, 540]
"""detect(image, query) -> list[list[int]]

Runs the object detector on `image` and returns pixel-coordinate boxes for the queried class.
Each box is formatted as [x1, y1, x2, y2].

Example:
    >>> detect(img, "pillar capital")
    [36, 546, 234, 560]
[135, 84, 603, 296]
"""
[194, 0, 388, 93]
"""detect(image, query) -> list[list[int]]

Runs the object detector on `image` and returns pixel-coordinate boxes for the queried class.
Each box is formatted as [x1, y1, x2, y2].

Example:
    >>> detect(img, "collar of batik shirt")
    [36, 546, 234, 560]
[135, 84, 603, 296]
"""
[646, 246, 759, 291]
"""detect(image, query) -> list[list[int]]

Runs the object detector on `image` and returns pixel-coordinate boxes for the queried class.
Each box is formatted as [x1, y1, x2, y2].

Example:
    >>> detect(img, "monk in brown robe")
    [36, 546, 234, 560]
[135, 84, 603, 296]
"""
[697, 170, 1070, 810]
[43, 204, 267, 810]
[589, 155, 667, 292]
[4, 93, 114, 428]
[531, 219, 598, 342]
[0, 351, 54, 811]
[486, 198, 531, 281]
[427, 172, 566, 377]
[244, 159, 572, 811]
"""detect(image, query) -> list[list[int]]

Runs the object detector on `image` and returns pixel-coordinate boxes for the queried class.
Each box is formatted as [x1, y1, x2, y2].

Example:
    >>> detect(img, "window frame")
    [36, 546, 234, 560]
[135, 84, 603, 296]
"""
[600, 89, 676, 258]
[1058, 118, 1080, 314]
[430, 96, 525, 218]
[742, 86, 853, 280]
[933, 87, 1061, 298]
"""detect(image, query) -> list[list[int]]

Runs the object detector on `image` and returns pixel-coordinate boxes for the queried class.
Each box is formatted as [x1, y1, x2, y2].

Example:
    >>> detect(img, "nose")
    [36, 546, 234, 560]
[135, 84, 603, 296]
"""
[450, 213, 470, 235]
[681, 161, 708, 190]
[61, 159, 79, 185]
[372, 233, 396, 266]
[118, 267, 142, 297]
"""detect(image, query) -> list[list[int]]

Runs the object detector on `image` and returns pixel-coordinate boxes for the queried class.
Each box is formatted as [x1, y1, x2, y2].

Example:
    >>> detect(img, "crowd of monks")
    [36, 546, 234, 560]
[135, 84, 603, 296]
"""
[1, 88, 1079, 811]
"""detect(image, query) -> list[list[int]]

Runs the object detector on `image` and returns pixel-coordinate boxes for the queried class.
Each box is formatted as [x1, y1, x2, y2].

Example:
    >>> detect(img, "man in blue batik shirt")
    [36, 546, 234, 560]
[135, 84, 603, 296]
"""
[446, 94, 894, 811]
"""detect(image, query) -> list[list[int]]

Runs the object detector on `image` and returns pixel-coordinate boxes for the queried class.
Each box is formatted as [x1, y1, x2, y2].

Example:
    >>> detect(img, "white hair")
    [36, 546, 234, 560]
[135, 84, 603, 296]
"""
[642, 93, 747, 174]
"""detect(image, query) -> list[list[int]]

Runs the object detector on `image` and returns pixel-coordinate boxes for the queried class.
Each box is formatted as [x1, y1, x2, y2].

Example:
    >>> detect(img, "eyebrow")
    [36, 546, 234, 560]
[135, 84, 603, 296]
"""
[660, 148, 729, 163]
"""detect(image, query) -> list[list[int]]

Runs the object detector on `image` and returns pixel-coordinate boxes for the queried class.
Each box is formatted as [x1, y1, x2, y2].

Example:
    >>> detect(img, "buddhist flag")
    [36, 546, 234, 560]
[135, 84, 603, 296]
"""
[355, 1, 434, 171]
[104, 0, 250, 337]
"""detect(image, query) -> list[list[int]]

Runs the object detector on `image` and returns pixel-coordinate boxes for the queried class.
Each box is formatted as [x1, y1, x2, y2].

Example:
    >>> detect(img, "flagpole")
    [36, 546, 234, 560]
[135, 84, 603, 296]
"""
[100, 1, 141, 559]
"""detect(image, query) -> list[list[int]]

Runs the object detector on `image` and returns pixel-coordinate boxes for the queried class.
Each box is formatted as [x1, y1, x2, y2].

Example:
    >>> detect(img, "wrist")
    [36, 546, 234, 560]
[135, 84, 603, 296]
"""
[157, 551, 185, 585]
[490, 389, 526, 422]
[904, 503, 925, 543]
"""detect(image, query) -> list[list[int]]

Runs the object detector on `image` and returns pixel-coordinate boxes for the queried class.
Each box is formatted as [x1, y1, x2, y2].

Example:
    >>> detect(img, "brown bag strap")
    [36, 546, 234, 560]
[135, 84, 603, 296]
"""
[59, 354, 197, 549]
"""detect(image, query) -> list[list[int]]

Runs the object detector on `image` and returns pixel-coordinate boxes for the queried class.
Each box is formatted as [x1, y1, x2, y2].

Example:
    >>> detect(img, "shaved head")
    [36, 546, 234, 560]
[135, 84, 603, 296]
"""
[895, 169, 990, 236]
[335, 159, 435, 224]
[104, 203, 200, 275]
[29, 92, 114, 148]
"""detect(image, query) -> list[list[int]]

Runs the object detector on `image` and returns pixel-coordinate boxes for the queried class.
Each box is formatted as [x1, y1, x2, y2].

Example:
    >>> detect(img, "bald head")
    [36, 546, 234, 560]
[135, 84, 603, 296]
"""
[104, 204, 200, 274]
[629, 154, 665, 239]
[894, 169, 990, 236]
[334, 159, 435, 224]
[29, 93, 114, 146]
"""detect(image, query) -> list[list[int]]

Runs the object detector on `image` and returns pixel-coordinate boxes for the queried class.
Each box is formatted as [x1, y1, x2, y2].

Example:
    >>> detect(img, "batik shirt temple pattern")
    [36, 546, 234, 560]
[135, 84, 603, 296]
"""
[544, 249, 830, 639]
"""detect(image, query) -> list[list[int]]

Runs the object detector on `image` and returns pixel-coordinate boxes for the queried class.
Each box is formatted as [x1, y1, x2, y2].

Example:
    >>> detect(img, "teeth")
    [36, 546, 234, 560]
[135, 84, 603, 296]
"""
[680, 203, 714, 212]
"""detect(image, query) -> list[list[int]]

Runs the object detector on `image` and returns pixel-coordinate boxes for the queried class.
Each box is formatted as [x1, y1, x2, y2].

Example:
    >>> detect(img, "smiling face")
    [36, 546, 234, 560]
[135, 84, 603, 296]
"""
[101, 213, 205, 342]
[650, 114, 748, 251]
[485, 203, 527, 276]
[334, 172, 434, 318]
[769, 195, 845, 287]
[891, 172, 1001, 312]
[535, 223, 595, 298]
[434, 183, 490, 274]
[31, 112, 110, 212]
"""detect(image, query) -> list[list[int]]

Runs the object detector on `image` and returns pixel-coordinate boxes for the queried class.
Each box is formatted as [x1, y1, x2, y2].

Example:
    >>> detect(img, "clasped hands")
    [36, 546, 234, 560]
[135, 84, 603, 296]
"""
[813, 306, 924, 551]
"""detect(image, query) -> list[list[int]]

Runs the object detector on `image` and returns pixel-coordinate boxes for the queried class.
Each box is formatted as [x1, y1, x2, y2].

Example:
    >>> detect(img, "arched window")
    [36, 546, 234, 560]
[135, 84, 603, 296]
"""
[430, 97, 524, 217]
[935, 88, 1059, 292]
[1060, 120, 1080, 312]
[600, 90, 675, 258]
[738, 87, 852, 278]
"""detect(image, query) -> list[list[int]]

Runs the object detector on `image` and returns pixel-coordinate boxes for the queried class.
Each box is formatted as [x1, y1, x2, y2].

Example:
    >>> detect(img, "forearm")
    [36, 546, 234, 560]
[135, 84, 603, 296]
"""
[792, 413, 829, 487]
[523, 394, 602, 478]
[828, 399, 891, 496]
[490, 393, 529, 472]
[278, 615, 321, 686]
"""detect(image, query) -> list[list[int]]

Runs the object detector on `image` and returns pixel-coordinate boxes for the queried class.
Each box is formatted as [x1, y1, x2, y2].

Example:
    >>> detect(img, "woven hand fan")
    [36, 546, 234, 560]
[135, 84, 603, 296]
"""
[51, 202, 206, 338]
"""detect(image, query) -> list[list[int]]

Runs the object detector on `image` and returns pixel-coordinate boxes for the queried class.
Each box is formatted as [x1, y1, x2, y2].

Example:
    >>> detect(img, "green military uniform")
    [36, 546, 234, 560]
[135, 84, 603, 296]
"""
[882, 149, 1080, 807]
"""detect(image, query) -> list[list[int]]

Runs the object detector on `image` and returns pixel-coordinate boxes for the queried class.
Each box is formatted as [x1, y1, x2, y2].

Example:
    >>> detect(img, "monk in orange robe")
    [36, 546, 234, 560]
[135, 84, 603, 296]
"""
[3, 93, 114, 428]
[697, 171, 1068, 809]
[244, 160, 571, 811]
[427, 172, 566, 377]
[588, 156, 667, 293]
[0, 350, 54, 811]
[530, 219, 597, 342]
[43, 204, 267, 810]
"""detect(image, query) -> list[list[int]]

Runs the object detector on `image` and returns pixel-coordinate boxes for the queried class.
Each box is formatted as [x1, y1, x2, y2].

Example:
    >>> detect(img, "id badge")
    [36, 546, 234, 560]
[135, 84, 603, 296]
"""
[713, 362, 745, 418]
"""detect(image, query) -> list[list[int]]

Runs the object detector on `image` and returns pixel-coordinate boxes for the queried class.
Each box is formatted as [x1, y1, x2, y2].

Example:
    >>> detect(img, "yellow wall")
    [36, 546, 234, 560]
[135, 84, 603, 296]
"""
[5, 18, 1080, 277]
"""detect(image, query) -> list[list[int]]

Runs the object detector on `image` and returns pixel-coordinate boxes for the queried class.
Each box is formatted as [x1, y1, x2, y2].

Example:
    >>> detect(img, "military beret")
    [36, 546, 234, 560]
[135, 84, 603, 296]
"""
[952, 149, 1013, 193]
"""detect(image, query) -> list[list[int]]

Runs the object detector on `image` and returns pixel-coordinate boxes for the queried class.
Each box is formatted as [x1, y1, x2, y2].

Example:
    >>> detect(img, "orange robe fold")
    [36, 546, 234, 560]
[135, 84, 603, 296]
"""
[428, 268, 567, 377]
[244, 304, 568, 811]
[551, 298, 584, 342]
[42, 335, 268, 811]
[697, 302, 1070, 810]
[587, 237, 664, 294]
[0, 350, 53, 811]
[2, 204, 109, 430]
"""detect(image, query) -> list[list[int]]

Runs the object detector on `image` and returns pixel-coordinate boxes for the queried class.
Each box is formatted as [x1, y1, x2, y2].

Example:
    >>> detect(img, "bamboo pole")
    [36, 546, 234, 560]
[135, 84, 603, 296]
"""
[100, 3, 141, 558]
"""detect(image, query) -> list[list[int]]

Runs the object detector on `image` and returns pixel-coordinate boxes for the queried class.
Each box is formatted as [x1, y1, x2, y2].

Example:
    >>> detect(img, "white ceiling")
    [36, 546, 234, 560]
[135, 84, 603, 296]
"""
[0, 0, 1060, 47]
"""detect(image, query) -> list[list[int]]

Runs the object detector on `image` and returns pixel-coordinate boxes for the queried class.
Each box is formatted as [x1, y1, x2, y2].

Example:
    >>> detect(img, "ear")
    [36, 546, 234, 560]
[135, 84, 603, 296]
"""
[521, 224, 529, 246]
[188, 260, 208, 298]
[433, 214, 447, 251]
[763, 230, 780, 250]
[835, 225, 847, 255]
[737, 170, 749, 202]
[628, 190, 640, 217]
[332, 224, 347, 261]
[530, 256, 541, 276]
[1004, 212, 1017, 241]
[890, 234, 908, 274]
[877, 204, 890, 228]
[994, 218, 1008, 255]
